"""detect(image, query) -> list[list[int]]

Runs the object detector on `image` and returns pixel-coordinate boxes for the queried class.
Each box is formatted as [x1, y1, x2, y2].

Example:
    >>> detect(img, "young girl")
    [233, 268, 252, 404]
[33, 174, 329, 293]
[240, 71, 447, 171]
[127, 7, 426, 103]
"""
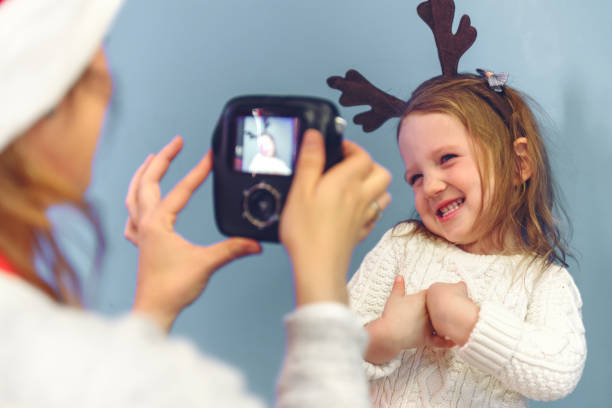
[347, 75, 586, 407]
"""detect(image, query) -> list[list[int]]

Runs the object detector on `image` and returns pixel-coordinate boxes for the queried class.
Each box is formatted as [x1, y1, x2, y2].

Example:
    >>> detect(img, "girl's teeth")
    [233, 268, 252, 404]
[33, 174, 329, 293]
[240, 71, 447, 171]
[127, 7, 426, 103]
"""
[439, 199, 464, 216]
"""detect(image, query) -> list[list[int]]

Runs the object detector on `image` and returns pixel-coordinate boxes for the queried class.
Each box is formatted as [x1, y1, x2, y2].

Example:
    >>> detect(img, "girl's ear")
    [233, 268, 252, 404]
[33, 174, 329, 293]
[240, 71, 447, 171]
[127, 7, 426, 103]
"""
[513, 137, 532, 184]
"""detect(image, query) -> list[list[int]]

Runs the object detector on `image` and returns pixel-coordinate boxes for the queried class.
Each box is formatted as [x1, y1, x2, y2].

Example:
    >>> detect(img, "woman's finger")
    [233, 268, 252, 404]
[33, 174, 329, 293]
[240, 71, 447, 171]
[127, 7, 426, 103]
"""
[138, 136, 184, 215]
[162, 151, 212, 215]
[198, 238, 262, 272]
[325, 139, 373, 182]
[123, 218, 138, 245]
[360, 164, 392, 204]
[125, 154, 155, 221]
[358, 191, 391, 242]
[290, 130, 326, 197]
[364, 191, 392, 222]
[140, 136, 184, 186]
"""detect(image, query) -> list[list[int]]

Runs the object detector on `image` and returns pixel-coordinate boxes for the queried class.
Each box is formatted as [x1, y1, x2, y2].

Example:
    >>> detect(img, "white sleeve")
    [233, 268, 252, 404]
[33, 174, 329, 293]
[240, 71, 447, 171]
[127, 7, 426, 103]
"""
[277, 303, 370, 408]
[0, 277, 266, 408]
[1, 277, 372, 408]
[346, 227, 408, 380]
[457, 266, 586, 401]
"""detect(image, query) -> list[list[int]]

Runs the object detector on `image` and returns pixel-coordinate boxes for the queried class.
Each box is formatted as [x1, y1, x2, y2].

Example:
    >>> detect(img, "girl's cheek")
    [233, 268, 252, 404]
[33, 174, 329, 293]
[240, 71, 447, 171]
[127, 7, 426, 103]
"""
[414, 197, 427, 219]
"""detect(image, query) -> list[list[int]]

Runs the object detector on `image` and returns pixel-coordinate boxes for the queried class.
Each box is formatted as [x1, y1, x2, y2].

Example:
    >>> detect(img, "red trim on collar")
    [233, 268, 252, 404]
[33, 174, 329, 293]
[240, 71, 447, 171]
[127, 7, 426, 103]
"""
[0, 253, 19, 276]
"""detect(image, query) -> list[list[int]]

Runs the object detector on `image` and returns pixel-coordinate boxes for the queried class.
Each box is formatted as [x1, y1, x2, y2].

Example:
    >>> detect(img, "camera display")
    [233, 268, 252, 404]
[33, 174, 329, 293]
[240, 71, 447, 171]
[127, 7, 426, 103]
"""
[212, 95, 345, 242]
[234, 114, 297, 176]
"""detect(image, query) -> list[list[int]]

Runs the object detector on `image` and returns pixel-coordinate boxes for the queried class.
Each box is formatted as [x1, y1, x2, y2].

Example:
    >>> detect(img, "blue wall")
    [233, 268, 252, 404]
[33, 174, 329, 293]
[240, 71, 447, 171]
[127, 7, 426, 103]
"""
[83, 0, 611, 405]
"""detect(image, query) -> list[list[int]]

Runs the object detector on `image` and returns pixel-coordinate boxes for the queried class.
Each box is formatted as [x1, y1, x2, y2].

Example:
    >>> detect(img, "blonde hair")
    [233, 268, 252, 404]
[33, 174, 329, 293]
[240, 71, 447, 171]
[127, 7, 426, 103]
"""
[0, 91, 105, 305]
[397, 75, 569, 267]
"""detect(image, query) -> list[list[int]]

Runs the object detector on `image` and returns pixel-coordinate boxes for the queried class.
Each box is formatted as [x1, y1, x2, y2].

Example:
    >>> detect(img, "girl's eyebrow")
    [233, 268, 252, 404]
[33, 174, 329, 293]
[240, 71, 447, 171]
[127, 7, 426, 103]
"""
[430, 145, 461, 157]
[403, 160, 417, 174]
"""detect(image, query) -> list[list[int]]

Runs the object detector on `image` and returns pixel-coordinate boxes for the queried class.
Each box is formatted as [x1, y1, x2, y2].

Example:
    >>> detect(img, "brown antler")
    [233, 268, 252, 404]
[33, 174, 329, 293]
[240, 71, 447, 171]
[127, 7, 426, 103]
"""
[417, 0, 477, 76]
[327, 69, 407, 133]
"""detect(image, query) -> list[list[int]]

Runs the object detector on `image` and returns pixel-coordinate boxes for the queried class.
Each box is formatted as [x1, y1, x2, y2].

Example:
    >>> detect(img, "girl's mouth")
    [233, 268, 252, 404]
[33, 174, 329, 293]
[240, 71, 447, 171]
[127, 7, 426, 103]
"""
[437, 198, 465, 220]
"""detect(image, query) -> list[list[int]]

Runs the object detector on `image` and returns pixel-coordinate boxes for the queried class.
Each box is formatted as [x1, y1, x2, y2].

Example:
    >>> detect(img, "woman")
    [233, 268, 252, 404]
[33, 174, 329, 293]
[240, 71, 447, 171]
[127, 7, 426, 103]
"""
[0, 0, 391, 406]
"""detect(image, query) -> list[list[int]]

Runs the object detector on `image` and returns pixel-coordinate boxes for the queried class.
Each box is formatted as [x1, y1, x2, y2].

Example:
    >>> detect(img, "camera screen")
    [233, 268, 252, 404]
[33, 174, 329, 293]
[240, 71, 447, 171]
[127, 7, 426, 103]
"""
[233, 111, 298, 176]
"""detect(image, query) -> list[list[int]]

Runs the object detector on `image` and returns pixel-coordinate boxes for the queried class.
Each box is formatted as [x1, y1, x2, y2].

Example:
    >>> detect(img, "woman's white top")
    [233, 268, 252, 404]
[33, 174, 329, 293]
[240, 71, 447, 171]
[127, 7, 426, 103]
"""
[0, 274, 369, 407]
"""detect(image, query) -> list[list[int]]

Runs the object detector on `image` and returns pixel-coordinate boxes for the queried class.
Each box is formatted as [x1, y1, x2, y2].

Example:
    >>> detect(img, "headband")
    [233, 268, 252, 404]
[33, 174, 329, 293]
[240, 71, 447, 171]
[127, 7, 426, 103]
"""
[0, 0, 124, 152]
[327, 0, 511, 133]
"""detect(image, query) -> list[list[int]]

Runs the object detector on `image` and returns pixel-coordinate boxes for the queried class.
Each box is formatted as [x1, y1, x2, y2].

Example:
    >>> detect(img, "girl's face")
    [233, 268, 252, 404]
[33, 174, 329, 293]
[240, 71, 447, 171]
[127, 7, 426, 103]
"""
[399, 112, 492, 253]
[258, 133, 276, 157]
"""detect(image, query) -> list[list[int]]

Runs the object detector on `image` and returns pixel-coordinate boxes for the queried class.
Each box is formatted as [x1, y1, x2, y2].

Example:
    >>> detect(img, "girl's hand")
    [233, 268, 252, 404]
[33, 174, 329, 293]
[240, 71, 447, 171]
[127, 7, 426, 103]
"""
[365, 276, 454, 365]
[426, 281, 479, 346]
[279, 130, 391, 306]
[125, 136, 262, 332]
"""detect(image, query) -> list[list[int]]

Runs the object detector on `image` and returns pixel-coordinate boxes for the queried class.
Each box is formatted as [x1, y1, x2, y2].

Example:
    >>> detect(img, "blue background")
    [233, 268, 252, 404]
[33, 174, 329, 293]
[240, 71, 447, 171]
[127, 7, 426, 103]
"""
[74, 0, 612, 405]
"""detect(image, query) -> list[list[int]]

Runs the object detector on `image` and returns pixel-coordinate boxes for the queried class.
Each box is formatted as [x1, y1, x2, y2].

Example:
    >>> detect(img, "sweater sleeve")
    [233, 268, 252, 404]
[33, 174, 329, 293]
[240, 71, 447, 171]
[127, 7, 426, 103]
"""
[0, 277, 266, 408]
[277, 303, 370, 408]
[347, 227, 409, 380]
[2, 277, 372, 408]
[457, 266, 586, 401]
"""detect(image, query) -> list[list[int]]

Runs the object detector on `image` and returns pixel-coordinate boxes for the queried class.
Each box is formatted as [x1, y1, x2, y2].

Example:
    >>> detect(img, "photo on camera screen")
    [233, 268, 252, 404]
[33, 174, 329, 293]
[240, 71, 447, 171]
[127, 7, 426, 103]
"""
[234, 112, 298, 176]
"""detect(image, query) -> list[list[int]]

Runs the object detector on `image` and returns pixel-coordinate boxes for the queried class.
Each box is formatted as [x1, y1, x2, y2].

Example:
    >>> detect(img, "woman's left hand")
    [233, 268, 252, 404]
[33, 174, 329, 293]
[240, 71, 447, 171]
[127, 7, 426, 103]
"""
[124, 136, 261, 332]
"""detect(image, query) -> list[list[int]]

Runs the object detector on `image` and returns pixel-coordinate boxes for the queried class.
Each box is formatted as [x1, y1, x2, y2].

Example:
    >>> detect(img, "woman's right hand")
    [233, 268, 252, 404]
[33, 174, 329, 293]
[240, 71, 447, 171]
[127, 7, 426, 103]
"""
[279, 129, 391, 306]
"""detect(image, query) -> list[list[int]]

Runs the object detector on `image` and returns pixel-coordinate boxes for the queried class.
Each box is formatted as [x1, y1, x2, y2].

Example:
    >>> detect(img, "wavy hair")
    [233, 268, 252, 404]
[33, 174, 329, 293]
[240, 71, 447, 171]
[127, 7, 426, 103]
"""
[0, 138, 104, 305]
[397, 75, 570, 268]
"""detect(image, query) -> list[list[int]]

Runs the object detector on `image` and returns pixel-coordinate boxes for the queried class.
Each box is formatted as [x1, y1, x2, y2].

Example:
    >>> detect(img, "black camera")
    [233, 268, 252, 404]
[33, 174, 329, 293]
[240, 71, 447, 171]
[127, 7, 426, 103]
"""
[212, 95, 345, 242]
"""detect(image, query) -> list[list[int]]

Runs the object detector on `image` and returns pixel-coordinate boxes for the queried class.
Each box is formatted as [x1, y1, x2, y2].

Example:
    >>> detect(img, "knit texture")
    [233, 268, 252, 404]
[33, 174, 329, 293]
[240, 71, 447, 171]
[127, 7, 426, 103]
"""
[278, 303, 370, 407]
[348, 223, 586, 407]
[0, 274, 369, 407]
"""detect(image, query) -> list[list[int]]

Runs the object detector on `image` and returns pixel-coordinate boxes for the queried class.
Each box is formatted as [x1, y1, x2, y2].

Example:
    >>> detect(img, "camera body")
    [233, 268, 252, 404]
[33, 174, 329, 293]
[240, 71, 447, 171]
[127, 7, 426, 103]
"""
[212, 95, 345, 242]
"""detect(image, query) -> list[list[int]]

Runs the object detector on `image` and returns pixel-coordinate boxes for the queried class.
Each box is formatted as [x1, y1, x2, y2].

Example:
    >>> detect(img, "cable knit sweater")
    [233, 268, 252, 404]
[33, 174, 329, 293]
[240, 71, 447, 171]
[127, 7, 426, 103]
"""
[0, 274, 369, 407]
[348, 223, 586, 407]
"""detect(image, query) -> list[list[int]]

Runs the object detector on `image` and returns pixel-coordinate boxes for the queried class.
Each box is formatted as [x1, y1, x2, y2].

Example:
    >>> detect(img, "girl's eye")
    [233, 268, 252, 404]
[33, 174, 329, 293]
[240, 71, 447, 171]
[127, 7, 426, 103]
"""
[407, 173, 422, 186]
[440, 154, 457, 164]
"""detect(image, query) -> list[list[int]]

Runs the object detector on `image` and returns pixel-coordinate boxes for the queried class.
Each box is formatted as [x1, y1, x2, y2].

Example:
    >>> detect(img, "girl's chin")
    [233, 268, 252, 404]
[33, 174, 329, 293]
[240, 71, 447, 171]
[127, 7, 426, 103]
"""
[456, 239, 495, 254]
[439, 232, 477, 249]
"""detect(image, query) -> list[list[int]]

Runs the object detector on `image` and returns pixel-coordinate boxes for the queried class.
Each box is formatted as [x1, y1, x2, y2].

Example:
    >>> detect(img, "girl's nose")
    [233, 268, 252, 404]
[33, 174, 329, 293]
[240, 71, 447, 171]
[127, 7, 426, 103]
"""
[423, 175, 445, 197]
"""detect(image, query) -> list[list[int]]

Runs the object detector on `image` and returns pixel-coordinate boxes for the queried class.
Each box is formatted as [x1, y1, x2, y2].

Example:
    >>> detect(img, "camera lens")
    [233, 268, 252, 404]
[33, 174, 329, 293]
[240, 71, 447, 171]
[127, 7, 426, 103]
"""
[242, 183, 281, 228]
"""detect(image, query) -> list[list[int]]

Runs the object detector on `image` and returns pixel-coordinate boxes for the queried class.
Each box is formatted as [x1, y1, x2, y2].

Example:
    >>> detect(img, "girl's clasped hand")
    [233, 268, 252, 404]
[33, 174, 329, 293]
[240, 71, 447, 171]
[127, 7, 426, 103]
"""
[365, 276, 471, 365]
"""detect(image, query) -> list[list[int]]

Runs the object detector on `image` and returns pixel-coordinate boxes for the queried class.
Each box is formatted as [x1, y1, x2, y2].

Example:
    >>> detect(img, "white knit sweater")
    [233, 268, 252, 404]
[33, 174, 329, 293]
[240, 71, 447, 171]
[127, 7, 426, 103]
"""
[348, 223, 586, 407]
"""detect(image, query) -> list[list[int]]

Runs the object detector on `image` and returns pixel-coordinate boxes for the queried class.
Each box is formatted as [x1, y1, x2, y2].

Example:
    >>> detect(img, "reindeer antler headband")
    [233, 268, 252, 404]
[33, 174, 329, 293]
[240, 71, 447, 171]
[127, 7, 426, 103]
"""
[328, 0, 509, 133]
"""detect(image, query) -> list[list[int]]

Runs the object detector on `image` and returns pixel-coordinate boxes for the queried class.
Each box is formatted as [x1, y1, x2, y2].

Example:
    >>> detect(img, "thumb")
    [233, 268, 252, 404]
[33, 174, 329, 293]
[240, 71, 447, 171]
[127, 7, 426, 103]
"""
[455, 281, 468, 296]
[291, 130, 326, 194]
[203, 238, 262, 272]
[389, 275, 406, 298]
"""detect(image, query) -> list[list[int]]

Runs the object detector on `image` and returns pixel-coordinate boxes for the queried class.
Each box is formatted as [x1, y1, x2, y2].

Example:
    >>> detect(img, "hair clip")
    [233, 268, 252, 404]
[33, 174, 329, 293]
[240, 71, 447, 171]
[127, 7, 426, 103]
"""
[476, 69, 509, 93]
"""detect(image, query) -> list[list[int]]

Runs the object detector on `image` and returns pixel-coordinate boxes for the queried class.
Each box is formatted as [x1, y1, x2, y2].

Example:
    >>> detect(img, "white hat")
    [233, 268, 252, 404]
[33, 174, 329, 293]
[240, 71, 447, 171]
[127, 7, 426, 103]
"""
[0, 0, 124, 152]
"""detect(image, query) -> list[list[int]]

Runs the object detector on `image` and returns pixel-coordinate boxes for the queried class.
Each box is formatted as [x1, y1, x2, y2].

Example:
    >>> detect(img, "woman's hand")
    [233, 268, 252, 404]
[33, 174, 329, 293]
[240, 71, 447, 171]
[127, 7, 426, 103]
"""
[125, 136, 261, 332]
[279, 130, 391, 306]
[365, 276, 454, 365]
[426, 281, 479, 346]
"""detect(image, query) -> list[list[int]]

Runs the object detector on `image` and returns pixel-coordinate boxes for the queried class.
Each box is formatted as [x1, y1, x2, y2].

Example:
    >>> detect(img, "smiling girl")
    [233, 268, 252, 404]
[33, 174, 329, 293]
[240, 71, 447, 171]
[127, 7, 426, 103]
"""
[347, 75, 586, 407]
